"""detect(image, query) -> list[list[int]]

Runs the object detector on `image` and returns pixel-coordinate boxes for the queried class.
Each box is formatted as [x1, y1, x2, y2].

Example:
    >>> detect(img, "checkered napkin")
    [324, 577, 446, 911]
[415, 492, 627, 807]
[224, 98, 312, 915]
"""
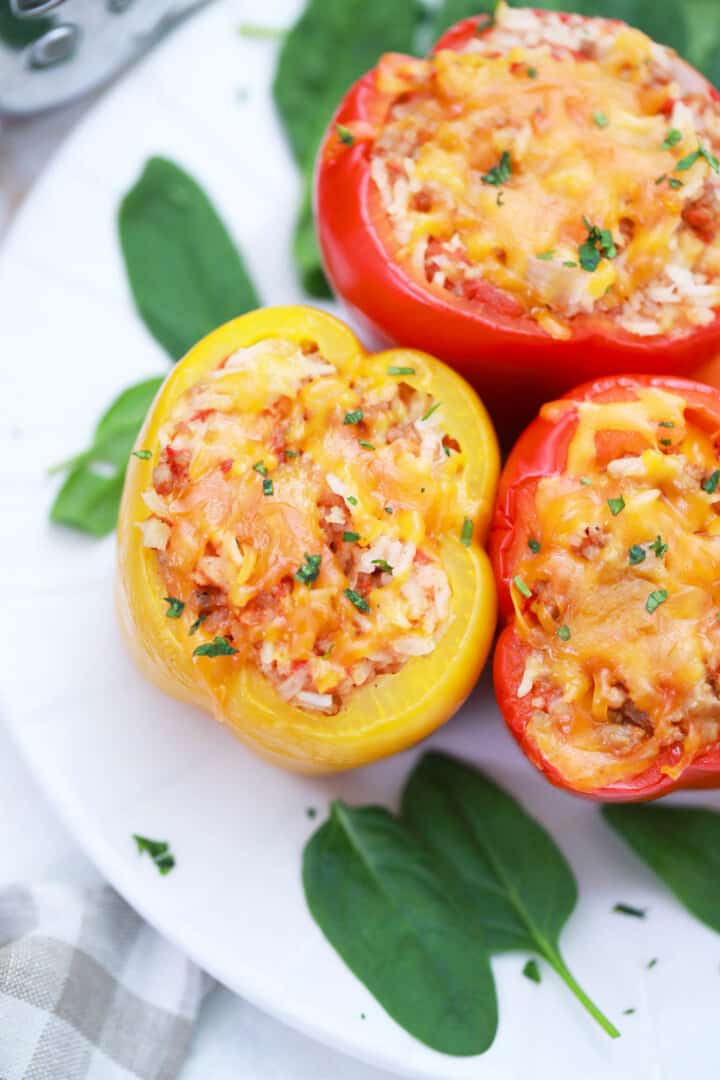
[0, 882, 213, 1080]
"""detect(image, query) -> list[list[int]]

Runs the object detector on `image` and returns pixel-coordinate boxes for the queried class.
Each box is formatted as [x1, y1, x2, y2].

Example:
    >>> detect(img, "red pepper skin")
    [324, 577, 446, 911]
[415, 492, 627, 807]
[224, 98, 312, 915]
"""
[315, 14, 720, 435]
[489, 373, 720, 801]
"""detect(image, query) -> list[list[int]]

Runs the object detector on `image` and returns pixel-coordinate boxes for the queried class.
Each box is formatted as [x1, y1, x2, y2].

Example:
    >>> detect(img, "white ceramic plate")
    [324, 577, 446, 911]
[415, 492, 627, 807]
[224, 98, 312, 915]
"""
[2, 3, 720, 1077]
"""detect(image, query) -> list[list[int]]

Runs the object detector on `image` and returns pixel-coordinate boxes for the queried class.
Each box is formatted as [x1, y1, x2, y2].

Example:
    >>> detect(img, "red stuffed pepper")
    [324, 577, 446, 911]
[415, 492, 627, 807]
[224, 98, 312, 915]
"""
[491, 374, 720, 800]
[316, 3, 720, 431]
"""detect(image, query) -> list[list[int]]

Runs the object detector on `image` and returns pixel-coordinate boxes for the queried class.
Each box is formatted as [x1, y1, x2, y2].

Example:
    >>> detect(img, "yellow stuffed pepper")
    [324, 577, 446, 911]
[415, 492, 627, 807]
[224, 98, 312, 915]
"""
[116, 306, 499, 772]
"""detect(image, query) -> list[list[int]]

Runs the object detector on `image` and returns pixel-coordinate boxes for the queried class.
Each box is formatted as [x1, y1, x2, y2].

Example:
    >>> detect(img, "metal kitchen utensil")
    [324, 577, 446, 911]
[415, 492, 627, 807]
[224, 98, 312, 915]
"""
[0, 0, 211, 116]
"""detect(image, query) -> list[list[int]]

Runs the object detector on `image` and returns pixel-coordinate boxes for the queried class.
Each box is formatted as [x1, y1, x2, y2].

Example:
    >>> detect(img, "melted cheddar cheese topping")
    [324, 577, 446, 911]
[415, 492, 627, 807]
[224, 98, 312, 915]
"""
[370, 3, 720, 339]
[139, 337, 479, 714]
[512, 386, 720, 790]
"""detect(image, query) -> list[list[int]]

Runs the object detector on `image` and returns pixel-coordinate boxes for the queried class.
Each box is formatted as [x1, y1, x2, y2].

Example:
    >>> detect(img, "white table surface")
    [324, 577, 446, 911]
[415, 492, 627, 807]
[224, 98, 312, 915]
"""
[0, 93, 396, 1080]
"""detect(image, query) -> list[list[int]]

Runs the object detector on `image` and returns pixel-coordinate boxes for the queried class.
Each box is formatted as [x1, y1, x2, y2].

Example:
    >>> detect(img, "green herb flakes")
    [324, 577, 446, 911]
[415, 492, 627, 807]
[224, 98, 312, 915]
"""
[528, 538, 541, 554]
[372, 559, 393, 574]
[132, 449, 152, 460]
[359, 440, 375, 451]
[526, 66, 538, 78]
[702, 470, 720, 494]
[193, 636, 238, 658]
[481, 150, 512, 187]
[608, 496, 625, 516]
[387, 365, 415, 376]
[164, 596, 185, 618]
[646, 589, 668, 614]
[613, 902, 646, 918]
[345, 588, 370, 613]
[647, 958, 658, 970]
[461, 518, 473, 547]
[579, 219, 617, 273]
[557, 625, 571, 642]
[347, 495, 358, 506]
[263, 477, 274, 496]
[579, 476, 592, 485]
[661, 128, 682, 149]
[133, 834, 175, 875]
[650, 535, 668, 557]
[668, 178, 684, 190]
[189, 613, 207, 636]
[284, 448, 299, 458]
[295, 553, 322, 587]
[523, 959, 541, 983]
[628, 545, 646, 565]
[659, 420, 675, 428]
[253, 461, 268, 476]
[336, 123, 355, 147]
[623, 1008, 636, 1016]
[344, 409, 363, 425]
[536, 250, 555, 261]
[343, 531, 360, 543]
[563, 260, 578, 268]
[593, 111, 609, 128]
[513, 575, 532, 599]
[421, 401, 442, 422]
[677, 144, 720, 173]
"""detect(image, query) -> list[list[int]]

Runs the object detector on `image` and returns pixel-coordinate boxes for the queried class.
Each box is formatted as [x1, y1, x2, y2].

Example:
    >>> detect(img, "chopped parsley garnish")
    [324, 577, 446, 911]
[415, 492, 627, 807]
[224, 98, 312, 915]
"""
[496, 190, 505, 207]
[133, 835, 175, 875]
[702, 469, 720, 494]
[646, 589, 668, 614]
[523, 959, 541, 983]
[132, 449, 152, 460]
[359, 440, 375, 450]
[482, 150, 512, 186]
[344, 588, 370, 613]
[579, 476, 592, 485]
[193, 636, 238, 657]
[623, 1008, 636, 1016]
[628, 545, 646, 566]
[284, 448, 299, 458]
[460, 518, 473, 547]
[262, 477, 273, 496]
[655, 174, 667, 185]
[579, 218, 617, 273]
[658, 420, 675, 428]
[421, 401, 442, 422]
[253, 461, 268, 475]
[295, 553, 322, 587]
[164, 596, 185, 618]
[387, 365, 415, 376]
[513, 575, 532, 598]
[608, 496, 625, 516]
[343, 531, 360, 542]
[660, 438, 672, 446]
[668, 178, 684, 190]
[384, 505, 393, 513]
[443, 444, 452, 457]
[371, 558, 393, 574]
[528, 538, 541, 553]
[526, 66, 538, 78]
[344, 408, 363, 425]
[557, 625, 571, 641]
[536, 250, 555, 261]
[347, 495, 358, 506]
[647, 958, 658, 969]
[661, 128, 682, 149]
[649, 535, 668, 557]
[563, 260, 578, 268]
[677, 144, 720, 173]
[336, 123, 355, 147]
[593, 111, 609, 128]
[613, 902, 646, 918]
[189, 613, 207, 636]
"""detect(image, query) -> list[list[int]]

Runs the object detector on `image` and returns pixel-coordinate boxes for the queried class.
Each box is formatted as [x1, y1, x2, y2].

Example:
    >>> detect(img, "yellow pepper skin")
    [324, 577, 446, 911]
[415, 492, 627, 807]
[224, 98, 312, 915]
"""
[116, 306, 499, 773]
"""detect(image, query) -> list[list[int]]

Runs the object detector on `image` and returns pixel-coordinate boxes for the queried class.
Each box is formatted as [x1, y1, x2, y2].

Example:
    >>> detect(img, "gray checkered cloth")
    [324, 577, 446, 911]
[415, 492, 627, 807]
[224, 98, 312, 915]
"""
[0, 883, 213, 1080]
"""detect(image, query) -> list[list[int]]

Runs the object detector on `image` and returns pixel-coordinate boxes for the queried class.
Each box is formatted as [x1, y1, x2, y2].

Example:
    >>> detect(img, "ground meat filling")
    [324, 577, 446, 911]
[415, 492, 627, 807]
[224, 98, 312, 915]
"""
[511, 387, 720, 790]
[370, 2, 720, 340]
[139, 337, 477, 714]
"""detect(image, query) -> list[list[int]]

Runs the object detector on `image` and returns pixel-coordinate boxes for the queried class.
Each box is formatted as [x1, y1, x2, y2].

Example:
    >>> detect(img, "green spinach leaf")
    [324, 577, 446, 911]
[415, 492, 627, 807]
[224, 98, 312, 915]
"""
[118, 156, 260, 360]
[51, 376, 163, 537]
[603, 803, 720, 934]
[273, 0, 423, 295]
[303, 800, 498, 1056]
[401, 751, 619, 1038]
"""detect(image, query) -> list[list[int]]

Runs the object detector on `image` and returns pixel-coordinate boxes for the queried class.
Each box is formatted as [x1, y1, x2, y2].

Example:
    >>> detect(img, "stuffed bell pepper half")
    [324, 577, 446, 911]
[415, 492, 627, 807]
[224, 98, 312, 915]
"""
[316, 3, 720, 430]
[491, 374, 720, 800]
[116, 307, 499, 773]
